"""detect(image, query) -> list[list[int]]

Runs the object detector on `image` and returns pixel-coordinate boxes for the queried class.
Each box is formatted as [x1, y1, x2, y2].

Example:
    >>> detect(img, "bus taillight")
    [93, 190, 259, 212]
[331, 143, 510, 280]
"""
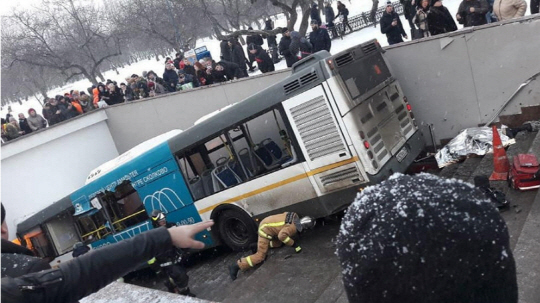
[327, 59, 335, 70]
[406, 104, 412, 111]
[363, 141, 370, 149]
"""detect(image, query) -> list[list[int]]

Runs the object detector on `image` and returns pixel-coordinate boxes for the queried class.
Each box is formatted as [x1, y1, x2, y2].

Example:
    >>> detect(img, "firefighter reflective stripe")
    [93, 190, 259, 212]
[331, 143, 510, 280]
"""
[258, 229, 273, 240]
[246, 256, 254, 267]
[295, 246, 302, 252]
[148, 257, 157, 265]
[283, 236, 291, 244]
[259, 221, 286, 239]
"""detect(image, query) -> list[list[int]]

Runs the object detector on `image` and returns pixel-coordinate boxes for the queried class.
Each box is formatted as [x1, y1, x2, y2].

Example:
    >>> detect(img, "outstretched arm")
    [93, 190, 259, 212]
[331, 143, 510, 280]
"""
[1, 221, 213, 303]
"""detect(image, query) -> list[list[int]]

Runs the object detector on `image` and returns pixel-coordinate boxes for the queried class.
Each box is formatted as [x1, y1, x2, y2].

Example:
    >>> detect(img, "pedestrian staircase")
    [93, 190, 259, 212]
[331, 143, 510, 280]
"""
[435, 129, 540, 303]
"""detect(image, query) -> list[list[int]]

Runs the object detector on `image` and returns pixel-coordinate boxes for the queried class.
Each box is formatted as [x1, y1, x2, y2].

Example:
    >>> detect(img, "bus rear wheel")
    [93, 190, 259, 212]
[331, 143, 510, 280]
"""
[217, 209, 257, 252]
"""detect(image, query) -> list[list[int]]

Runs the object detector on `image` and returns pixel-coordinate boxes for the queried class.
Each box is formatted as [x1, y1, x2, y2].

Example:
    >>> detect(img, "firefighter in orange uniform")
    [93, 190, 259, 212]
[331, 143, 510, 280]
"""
[228, 212, 315, 280]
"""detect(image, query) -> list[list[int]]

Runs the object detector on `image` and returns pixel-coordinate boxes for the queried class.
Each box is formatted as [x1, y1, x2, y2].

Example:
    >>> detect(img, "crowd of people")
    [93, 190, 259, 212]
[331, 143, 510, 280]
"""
[384, 0, 532, 45]
[2, 0, 537, 142]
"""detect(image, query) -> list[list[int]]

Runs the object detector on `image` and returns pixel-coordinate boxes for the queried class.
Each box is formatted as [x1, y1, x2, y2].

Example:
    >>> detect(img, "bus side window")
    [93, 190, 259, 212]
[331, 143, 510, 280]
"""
[229, 108, 296, 177]
[110, 182, 149, 230]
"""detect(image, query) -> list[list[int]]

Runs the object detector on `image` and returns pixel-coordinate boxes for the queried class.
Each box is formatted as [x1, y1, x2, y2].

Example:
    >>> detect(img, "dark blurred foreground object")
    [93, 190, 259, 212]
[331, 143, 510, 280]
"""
[337, 173, 517, 303]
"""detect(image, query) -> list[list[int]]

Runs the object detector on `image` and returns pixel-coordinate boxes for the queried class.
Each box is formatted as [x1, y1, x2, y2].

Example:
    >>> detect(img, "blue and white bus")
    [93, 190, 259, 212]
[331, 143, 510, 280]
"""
[17, 39, 425, 260]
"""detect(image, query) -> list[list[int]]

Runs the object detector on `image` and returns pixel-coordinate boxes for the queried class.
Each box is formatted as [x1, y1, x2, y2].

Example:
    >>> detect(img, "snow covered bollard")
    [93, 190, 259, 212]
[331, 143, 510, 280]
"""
[336, 173, 517, 303]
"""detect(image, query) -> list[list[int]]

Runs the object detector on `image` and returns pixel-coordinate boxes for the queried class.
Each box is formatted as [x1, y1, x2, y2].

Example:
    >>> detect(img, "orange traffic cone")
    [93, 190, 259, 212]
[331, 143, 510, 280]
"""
[489, 125, 510, 181]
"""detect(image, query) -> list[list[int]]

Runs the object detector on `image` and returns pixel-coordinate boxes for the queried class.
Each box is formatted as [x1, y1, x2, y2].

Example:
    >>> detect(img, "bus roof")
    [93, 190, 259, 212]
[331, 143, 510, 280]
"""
[167, 51, 332, 154]
[85, 129, 183, 184]
[17, 196, 73, 234]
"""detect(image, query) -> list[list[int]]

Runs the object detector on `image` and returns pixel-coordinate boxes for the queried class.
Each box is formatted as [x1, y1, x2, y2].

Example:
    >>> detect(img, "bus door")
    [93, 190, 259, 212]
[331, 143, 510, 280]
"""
[282, 85, 364, 194]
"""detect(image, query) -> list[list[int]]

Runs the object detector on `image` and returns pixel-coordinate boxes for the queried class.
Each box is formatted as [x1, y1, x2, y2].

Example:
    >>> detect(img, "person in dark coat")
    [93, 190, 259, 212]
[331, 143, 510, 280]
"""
[215, 60, 242, 81]
[279, 28, 298, 67]
[2, 219, 213, 303]
[97, 83, 110, 104]
[1, 203, 51, 279]
[248, 43, 275, 73]
[380, 1, 409, 45]
[336, 174, 517, 303]
[427, 1, 458, 35]
[17, 113, 32, 135]
[107, 83, 124, 105]
[148, 210, 194, 296]
[308, 20, 332, 52]
[47, 98, 66, 125]
[264, 19, 280, 64]
[336, 1, 353, 33]
[246, 26, 264, 70]
[311, 3, 322, 25]
[228, 39, 249, 78]
[325, 2, 338, 38]
[163, 63, 179, 92]
[220, 40, 232, 61]
[120, 83, 135, 101]
[290, 31, 313, 60]
[532, 0, 540, 14]
[456, 0, 489, 27]
[173, 52, 183, 70]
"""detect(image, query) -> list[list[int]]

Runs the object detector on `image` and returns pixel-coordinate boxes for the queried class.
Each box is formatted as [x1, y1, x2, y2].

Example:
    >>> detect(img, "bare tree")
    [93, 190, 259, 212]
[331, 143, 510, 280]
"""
[3, 0, 122, 86]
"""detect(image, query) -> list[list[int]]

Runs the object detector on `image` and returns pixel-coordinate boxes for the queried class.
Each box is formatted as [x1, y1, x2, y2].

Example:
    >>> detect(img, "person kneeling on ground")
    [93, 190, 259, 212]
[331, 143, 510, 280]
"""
[336, 173, 517, 303]
[228, 212, 315, 281]
[2, 219, 213, 303]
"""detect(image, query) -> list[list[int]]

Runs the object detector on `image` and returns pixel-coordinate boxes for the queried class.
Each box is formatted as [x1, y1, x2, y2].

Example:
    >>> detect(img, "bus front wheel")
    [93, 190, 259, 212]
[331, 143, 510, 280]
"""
[217, 209, 257, 252]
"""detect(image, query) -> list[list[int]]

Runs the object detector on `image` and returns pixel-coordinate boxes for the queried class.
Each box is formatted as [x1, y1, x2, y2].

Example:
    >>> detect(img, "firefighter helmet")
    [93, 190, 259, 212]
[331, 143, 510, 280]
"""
[294, 216, 315, 232]
[151, 209, 166, 222]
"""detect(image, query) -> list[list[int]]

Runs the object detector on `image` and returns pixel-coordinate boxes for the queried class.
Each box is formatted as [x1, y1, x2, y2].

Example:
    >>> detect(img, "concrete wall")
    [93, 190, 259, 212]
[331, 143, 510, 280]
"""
[1, 111, 119, 239]
[384, 15, 540, 145]
[105, 69, 291, 153]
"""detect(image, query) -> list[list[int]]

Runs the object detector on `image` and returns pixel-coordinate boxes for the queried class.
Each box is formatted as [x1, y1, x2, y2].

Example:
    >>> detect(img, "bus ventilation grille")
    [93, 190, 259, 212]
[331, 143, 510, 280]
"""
[335, 53, 354, 67]
[284, 72, 319, 95]
[361, 43, 377, 55]
[289, 95, 347, 161]
[284, 79, 301, 95]
[318, 167, 362, 188]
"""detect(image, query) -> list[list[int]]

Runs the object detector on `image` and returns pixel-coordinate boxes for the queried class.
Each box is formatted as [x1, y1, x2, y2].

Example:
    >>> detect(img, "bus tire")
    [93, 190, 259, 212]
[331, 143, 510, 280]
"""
[216, 209, 258, 252]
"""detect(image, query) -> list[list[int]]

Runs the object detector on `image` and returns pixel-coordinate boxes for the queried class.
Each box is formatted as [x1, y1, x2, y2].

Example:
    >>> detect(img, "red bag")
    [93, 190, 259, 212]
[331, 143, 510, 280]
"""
[509, 154, 540, 191]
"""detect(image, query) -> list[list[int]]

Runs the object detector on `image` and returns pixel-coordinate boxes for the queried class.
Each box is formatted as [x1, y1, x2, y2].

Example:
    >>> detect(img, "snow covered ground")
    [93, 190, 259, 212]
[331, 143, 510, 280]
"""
[1, 0, 463, 118]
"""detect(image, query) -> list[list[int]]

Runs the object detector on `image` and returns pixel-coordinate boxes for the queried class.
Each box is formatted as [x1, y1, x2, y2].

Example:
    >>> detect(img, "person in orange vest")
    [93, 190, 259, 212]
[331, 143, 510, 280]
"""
[228, 212, 315, 280]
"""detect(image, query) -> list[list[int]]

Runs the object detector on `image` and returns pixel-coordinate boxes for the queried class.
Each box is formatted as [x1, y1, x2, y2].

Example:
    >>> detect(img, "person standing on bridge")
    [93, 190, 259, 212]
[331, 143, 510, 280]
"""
[147, 209, 195, 297]
[380, 1, 409, 45]
[228, 212, 315, 281]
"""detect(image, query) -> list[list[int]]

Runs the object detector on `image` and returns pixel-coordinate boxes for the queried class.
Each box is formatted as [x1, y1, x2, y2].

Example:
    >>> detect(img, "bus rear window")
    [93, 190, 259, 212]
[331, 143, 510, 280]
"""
[339, 53, 391, 100]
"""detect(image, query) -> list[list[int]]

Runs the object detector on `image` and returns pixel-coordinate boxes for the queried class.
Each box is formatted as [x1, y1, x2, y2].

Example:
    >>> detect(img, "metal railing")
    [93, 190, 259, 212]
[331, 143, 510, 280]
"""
[313, 1, 404, 39]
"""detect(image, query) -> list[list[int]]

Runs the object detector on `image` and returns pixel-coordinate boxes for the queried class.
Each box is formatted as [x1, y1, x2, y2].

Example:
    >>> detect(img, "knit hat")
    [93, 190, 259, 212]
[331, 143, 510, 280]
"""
[248, 43, 257, 51]
[281, 27, 289, 33]
[28, 108, 36, 115]
[336, 173, 517, 303]
[386, 0, 393, 6]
